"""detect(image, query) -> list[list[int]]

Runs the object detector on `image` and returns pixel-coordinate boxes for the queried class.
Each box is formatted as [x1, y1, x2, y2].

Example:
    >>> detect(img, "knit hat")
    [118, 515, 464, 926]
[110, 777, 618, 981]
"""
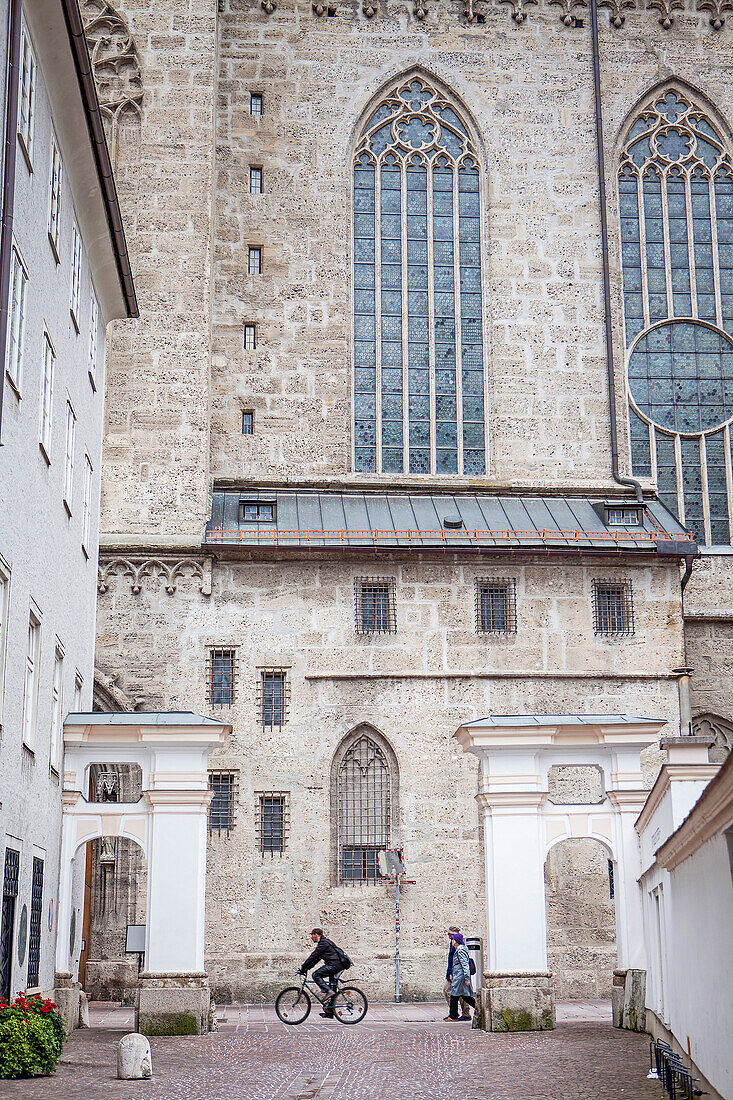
[451, 932, 464, 945]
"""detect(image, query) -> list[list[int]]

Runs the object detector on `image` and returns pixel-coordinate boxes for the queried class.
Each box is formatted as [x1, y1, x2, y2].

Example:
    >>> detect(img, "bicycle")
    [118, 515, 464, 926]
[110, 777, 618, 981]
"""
[275, 972, 368, 1025]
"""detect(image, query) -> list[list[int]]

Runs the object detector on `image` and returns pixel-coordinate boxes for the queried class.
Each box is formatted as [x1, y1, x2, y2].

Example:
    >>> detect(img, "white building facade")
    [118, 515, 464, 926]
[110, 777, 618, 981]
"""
[0, 0, 135, 1002]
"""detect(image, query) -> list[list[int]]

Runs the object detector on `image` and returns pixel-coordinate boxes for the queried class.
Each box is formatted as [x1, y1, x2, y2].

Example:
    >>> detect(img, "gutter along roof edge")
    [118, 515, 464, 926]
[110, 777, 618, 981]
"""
[60, 0, 138, 318]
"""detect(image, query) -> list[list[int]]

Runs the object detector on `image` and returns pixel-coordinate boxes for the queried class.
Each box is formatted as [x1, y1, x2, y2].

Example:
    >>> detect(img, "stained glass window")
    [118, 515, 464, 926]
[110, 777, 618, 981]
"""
[619, 90, 733, 545]
[353, 76, 486, 476]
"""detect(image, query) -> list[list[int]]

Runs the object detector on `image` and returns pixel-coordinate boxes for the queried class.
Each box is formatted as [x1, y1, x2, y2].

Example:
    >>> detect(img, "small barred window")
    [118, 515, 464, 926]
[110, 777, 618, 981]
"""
[209, 771, 238, 834]
[476, 579, 516, 633]
[355, 578, 396, 634]
[592, 580, 634, 636]
[207, 648, 237, 706]
[259, 670, 288, 727]
[257, 793, 289, 854]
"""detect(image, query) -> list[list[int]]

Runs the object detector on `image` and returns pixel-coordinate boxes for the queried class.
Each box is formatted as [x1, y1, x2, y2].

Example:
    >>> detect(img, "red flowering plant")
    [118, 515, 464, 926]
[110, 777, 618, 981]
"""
[0, 992, 66, 1078]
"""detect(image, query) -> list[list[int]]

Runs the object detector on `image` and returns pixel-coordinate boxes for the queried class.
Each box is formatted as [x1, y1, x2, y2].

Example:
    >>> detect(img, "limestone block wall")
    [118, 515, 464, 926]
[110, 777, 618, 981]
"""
[94, 552, 684, 1000]
[210, 0, 733, 490]
[684, 555, 733, 759]
[93, 0, 218, 537]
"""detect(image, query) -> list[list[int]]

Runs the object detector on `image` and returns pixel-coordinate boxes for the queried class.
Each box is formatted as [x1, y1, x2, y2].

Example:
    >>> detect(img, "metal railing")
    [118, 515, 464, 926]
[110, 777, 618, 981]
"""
[204, 526, 696, 547]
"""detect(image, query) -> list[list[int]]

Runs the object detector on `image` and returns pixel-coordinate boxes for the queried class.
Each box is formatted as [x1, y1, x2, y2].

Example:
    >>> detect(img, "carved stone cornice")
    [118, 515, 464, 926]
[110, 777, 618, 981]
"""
[98, 556, 212, 597]
[363, 0, 378, 15]
[648, 0, 683, 26]
[696, 0, 733, 29]
[262, 0, 277, 11]
[415, 0, 428, 16]
[81, 1, 142, 122]
[598, 0, 634, 24]
[548, 0, 586, 23]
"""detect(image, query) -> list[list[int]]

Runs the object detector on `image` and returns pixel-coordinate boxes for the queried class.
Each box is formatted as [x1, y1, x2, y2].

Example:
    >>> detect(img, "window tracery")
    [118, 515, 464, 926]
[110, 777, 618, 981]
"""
[336, 732, 392, 883]
[619, 89, 733, 545]
[352, 76, 486, 476]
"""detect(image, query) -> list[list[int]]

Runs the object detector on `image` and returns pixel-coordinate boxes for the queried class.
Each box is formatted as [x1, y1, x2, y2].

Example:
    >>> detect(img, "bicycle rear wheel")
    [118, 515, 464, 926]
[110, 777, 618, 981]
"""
[332, 986, 368, 1024]
[275, 986, 311, 1025]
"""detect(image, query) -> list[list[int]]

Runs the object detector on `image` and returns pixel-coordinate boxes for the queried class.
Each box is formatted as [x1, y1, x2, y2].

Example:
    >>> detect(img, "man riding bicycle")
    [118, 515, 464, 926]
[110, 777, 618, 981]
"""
[298, 928, 348, 1018]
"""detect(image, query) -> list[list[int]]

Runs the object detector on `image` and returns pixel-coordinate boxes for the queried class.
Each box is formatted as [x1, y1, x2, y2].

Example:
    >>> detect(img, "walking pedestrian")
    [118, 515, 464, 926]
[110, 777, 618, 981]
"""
[443, 926, 472, 1020]
[444, 933, 476, 1022]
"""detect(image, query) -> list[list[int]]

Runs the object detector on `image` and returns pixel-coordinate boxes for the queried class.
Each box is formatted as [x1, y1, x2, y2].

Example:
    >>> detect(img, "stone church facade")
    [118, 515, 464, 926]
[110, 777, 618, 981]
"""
[81, 0, 733, 1002]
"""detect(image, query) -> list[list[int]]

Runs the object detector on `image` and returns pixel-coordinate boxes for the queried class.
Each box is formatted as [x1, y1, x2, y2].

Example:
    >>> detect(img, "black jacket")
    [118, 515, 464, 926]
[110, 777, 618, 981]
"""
[300, 936, 342, 974]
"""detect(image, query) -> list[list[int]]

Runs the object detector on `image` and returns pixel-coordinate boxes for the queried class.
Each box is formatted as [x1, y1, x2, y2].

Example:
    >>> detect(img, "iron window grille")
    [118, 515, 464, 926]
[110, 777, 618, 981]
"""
[207, 648, 237, 707]
[242, 410, 254, 435]
[608, 859, 615, 900]
[592, 580, 634, 636]
[239, 500, 275, 523]
[259, 670, 288, 728]
[354, 578, 397, 634]
[250, 92, 263, 116]
[476, 578, 517, 633]
[27, 857, 43, 987]
[256, 793, 289, 855]
[338, 735, 391, 884]
[248, 247, 261, 275]
[1, 848, 20, 1001]
[209, 771, 238, 834]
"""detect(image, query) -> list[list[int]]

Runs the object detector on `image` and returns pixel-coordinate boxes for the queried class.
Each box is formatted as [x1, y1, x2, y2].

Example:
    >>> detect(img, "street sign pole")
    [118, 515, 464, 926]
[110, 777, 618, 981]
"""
[395, 873, 400, 1003]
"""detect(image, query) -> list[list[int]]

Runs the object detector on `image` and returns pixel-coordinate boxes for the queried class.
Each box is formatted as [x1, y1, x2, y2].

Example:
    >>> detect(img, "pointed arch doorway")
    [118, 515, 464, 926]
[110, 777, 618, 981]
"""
[454, 713, 666, 1031]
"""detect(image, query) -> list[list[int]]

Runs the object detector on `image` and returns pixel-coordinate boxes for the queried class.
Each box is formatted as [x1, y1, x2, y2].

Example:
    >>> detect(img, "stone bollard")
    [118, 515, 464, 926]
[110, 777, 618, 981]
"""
[78, 990, 90, 1029]
[117, 1033, 152, 1080]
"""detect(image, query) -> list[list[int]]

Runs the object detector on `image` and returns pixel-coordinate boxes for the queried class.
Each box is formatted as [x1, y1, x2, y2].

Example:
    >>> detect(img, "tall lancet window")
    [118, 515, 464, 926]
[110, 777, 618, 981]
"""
[619, 89, 733, 546]
[353, 76, 486, 476]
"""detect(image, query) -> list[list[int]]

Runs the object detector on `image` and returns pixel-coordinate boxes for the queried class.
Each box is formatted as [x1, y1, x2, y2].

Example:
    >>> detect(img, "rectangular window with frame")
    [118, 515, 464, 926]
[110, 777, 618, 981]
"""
[207, 648, 236, 706]
[63, 400, 76, 512]
[7, 247, 28, 394]
[248, 247, 261, 275]
[260, 670, 288, 728]
[0, 563, 9, 731]
[39, 335, 55, 459]
[239, 500, 275, 522]
[244, 323, 256, 350]
[22, 609, 41, 751]
[48, 140, 63, 259]
[82, 454, 93, 553]
[343, 847, 381, 883]
[476, 578, 517, 634]
[209, 771, 238, 834]
[73, 672, 83, 712]
[250, 92, 263, 116]
[50, 644, 64, 771]
[26, 857, 43, 988]
[250, 166, 263, 194]
[70, 222, 82, 329]
[354, 578, 396, 634]
[18, 23, 36, 166]
[241, 410, 254, 436]
[88, 291, 99, 388]
[592, 580, 634, 636]
[257, 793, 288, 854]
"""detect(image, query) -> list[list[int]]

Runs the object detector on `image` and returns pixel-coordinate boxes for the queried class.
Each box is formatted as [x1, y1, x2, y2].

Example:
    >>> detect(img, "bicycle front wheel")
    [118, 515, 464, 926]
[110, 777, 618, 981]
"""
[332, 986, 368, 1024]
[275, 986, 311, 1025]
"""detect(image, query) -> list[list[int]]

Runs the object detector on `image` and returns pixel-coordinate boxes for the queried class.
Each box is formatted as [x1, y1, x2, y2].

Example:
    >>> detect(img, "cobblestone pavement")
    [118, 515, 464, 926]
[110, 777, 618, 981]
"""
[7, 1001, 664, 1100]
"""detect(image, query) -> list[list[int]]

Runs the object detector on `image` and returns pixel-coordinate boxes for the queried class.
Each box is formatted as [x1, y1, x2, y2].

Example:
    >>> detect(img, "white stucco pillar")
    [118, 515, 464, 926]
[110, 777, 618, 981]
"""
[609, 790, 649, 970]
[55, 793, 81, 978]
[144, 791, 212, 974]
[478, 792, 548, 971]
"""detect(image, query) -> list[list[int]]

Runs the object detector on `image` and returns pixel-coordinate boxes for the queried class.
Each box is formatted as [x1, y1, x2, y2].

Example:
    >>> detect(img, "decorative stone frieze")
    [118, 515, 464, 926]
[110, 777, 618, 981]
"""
[498, 0, 538, 21]
[98, 557, 213, 597]
[81, 1, 142, 123]
[363, 0, 378, 16]
[696, 0, 733, 27]
[648, 0, 683, 27]
[414, 0, 428, 17]
[598, 0, 634, 26]
[548, 0, 586, 25]
[262, 0, 277, 12]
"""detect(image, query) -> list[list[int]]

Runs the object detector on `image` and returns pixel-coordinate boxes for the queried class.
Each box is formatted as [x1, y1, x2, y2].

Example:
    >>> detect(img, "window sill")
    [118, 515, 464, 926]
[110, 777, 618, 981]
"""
[81, 543, 89, 560]
[17, 132, 33, 174]
[63, 498, 72, 518]
[88, 369, 97, 392]
[39, 441, 51, 466]
[49, 765, 60, 784]
[5, 371, 21, 400]
[48, 232, 60, 265]
[70, 308, 80, 335]
[22, 743, 35, 762]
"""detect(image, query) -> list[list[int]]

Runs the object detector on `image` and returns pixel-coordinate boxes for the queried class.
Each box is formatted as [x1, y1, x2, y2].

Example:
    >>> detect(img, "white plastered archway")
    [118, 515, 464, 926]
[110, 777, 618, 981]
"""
[455, 715, 666, 982]
[57, 713, 230, 982]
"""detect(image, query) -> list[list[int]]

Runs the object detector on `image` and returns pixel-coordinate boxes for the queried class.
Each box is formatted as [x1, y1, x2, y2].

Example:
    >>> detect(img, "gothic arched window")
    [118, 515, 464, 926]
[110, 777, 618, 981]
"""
[336, 731, 393, 883]
[352, 75, 486, 476]
[619, 89, 733, 546]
